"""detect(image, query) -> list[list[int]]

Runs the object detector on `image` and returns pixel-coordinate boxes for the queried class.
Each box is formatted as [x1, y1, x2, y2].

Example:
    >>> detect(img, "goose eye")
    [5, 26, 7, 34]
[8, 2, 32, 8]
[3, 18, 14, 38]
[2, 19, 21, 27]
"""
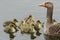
[46, 3, 49, 4]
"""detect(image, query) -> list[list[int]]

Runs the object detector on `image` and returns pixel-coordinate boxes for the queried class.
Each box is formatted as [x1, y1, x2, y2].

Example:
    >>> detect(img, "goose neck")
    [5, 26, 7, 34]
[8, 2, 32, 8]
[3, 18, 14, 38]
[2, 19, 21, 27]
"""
[46, 8, 53, 23]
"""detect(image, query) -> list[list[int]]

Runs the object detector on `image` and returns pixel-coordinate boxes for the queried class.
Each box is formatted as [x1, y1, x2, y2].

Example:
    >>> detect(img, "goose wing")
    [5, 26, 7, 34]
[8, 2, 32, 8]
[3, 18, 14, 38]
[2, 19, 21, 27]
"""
[49, 23, 60, 34]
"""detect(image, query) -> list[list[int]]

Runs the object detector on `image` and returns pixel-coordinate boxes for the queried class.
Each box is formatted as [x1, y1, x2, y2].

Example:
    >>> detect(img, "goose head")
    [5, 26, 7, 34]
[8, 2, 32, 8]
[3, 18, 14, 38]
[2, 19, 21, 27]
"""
[39, 2, 53, 8]
[39, 2, 54, 24]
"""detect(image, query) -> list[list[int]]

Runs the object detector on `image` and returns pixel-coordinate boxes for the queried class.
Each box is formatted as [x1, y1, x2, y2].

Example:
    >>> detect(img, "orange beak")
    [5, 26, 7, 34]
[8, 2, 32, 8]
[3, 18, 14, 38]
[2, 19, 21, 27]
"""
[39, 2, 45, 7]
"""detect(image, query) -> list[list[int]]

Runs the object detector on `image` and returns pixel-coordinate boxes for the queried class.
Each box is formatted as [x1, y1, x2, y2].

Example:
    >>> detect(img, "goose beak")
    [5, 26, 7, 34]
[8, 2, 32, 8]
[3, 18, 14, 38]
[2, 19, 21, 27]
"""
[39, 2, 45, 7]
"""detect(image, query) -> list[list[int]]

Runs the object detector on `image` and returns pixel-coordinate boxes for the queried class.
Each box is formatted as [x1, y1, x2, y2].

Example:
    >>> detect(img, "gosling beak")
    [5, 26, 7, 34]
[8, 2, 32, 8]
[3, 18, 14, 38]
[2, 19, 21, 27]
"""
[39, 2, 45, 7]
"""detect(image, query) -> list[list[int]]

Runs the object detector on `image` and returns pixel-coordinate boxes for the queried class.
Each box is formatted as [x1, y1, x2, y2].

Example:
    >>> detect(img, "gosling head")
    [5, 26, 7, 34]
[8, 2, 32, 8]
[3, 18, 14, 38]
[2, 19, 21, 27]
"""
[53, 19, 56, 22]
[28, 14, 33, 19]
[13, 19, 18, 23]
[32, 24, 35, 26]
[36, 20, 41, 24]
[21, 20, 26, 24]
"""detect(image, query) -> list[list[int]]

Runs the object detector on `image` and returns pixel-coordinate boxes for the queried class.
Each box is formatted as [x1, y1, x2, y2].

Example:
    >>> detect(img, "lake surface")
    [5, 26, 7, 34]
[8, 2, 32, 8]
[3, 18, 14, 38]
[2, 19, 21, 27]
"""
[0, 0, 60, 40]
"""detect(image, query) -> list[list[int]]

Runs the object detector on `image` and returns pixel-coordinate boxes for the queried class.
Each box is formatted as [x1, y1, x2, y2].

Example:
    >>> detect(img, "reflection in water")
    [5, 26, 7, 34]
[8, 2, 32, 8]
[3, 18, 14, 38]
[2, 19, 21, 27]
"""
[9, 34, 15, 40]
[36, 31, 41, 36]
[31, 39, 34, 40]
[44, 34, 60, 40]
[10, 38, 14, 40]
[30, 33, 41, 40]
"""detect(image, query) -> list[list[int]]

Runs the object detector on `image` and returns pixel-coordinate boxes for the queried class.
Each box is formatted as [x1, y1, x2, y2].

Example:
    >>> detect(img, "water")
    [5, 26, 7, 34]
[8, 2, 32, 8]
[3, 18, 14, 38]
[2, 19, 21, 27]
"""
[0, 0, 60, 40]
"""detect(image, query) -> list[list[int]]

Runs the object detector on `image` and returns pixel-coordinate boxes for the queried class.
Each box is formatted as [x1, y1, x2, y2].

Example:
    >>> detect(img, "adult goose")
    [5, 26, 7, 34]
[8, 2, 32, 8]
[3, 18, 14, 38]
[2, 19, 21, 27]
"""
[39, 2, 60, 36]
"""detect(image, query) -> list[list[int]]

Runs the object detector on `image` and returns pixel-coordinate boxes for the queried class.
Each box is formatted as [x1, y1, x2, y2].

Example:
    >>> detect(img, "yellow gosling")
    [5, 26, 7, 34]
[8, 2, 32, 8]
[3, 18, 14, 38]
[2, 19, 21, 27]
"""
[3, 19, 19, 32]
[26, 15, 34, 24]
[3, 19, 19, 38]
[19, 20, 35, 33]
[19, 20, 36, 39]
[4, 24, 16, 38]
[34, 20, 41, 36]
[35, 20, 41, 30]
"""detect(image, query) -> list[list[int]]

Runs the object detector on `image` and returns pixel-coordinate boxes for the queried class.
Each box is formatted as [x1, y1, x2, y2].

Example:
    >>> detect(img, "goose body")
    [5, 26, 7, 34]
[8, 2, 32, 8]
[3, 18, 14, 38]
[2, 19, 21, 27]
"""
[42, 19, 56, 27]
[39, 2, 60, 35]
